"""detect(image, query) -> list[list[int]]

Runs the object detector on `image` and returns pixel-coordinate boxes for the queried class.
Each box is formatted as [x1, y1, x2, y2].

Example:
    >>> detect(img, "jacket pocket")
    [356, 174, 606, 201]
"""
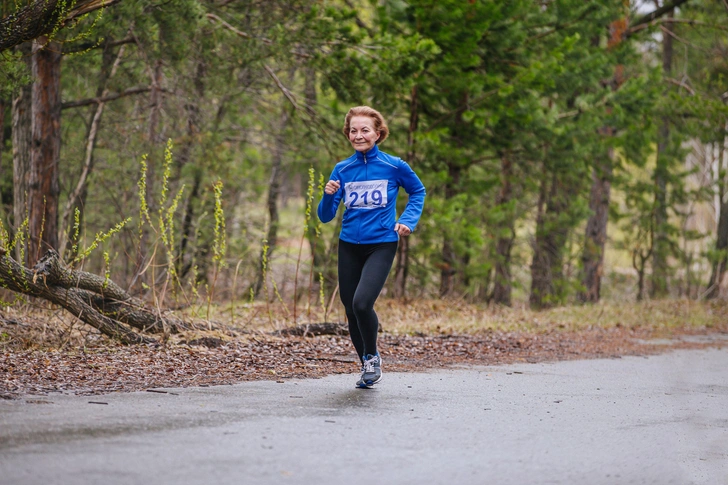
[379, 209, 396, 231]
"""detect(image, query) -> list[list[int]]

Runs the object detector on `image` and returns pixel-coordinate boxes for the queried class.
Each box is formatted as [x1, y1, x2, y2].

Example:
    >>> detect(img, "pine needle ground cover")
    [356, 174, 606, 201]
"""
[1, 299, 726, 398]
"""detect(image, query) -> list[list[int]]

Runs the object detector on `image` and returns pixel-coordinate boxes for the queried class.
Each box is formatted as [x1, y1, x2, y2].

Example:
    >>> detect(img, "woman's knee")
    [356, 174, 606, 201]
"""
[352, 297, 373, 316]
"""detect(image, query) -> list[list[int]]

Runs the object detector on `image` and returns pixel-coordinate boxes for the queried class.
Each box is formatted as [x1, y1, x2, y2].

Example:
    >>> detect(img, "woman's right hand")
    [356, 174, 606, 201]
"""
[324, 179, 341, 195]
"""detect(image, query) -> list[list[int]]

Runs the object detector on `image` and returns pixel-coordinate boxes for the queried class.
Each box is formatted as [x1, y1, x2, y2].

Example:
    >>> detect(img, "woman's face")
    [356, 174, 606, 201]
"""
[348, 115, 380, 153]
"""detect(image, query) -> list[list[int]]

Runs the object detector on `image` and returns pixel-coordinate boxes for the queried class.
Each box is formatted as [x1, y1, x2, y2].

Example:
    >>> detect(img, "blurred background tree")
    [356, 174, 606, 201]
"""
[0, 0, 726, 327]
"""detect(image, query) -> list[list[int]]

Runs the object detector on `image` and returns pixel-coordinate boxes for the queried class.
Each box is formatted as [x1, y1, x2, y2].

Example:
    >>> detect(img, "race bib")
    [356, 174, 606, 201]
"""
[344, 180, 388, 210]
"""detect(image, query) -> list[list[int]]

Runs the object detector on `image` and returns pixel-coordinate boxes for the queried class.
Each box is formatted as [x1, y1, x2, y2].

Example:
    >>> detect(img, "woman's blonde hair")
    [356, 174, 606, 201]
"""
[342, 106, 389, 144]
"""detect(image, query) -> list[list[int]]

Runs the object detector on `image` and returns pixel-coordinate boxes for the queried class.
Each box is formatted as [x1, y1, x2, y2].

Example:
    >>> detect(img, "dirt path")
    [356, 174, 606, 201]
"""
[2, 324, 726, 398]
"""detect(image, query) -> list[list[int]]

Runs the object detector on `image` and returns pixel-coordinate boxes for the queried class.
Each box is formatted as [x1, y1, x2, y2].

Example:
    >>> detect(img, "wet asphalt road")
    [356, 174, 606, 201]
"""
[1, 346, 727, 485]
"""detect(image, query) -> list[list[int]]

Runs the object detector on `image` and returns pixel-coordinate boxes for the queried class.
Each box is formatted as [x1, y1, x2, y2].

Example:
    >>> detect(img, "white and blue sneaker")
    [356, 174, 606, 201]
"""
[356, 353, 382, 389]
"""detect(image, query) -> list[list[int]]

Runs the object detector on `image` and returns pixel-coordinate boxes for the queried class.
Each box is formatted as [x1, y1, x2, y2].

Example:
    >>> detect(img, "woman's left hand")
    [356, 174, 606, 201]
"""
[394, 223, 411, 237]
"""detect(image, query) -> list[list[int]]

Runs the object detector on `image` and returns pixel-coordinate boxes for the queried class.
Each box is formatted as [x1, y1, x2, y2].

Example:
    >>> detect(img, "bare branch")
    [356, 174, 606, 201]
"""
[264, 65, 300, 110]
[61, 86, 152, 109]
[665, 77, 695, 95]
[206, 12, 311, 59]
[629, 0, 690, 30]
[206, 13, 272, 45]
[525, 3, 600, 44]
[627, 18, 728, 36]
[659, 24, 710, 53]
[343, 0, 374, 36]
[62, 35, 135, 55]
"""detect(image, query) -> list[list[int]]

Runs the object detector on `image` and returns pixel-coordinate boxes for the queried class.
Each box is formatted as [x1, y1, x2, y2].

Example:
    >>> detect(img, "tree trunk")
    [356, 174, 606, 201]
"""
[579, 148, 613, 302]
[491, 152, 515, 306]
[133, 57, 163, 289]
[178, 170, 202, 280]
[529, 169, 573, 309]
[0, 98, 5, 182]
[651, 8, 674, 298]
[635, 251, 648, 302]
[302, 67, 336, 295]
[439, 164, 461, 297]
[175, 58, 205, 280]
[530, 169, 551, 308]
[176, 59, 204, 175]
[60, 40, 127, 260]
[147, 57, 163, 200]
[440, 237, 456, 297]
[11, 43, 33, 262]
[253, 109, 289, 298]
[579, 11, 626, 303]
[706, 132, 728, 299]
[0, 96, 7, 223]
[393, 84, 419, 298]
[706, 197, 728, 299]
[28, 37, 61, 265]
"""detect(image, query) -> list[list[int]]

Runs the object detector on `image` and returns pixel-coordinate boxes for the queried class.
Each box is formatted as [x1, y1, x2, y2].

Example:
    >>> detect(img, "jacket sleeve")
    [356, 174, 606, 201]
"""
[317, 167, 343, 223]
[396, 160, 426, 231]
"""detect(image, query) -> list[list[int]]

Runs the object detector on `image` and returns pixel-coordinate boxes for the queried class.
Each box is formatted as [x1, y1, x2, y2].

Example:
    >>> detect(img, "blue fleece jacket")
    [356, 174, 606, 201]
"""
[317, 144, 426, 244]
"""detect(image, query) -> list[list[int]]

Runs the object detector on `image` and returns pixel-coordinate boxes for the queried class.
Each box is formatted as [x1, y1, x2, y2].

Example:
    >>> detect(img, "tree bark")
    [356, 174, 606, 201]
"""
[28, 37, 61, 265]
[11, 43, 32, 261]
[651, 9, 674, 298]
[491, 152, 515, 306]
[579, 148, 613, 302]
[0, 0, 122, 53]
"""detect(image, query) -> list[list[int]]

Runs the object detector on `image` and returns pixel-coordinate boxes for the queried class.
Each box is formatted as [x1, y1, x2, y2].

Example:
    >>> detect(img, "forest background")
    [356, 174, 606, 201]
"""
[0, 0, 727, 348]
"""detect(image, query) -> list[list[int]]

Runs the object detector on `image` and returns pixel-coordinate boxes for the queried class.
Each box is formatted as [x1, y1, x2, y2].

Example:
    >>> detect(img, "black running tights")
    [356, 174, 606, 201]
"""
[338, 240, 398, 361]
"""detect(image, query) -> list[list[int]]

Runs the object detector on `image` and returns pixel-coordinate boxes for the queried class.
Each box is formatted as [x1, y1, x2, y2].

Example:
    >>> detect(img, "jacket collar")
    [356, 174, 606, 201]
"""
[355, 143, 380, 163]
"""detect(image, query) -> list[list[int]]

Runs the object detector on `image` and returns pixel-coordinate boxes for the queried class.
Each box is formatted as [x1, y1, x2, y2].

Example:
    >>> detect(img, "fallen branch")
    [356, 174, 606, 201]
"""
[276, 322, 348, 337]
[0, 0, 122, 53]
[0, 248, 155, 344]
[32, 250, 188, 335]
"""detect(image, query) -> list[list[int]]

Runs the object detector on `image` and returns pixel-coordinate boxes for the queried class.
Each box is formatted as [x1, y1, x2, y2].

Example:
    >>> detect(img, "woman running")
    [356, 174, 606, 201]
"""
[317, 106, 426, 388]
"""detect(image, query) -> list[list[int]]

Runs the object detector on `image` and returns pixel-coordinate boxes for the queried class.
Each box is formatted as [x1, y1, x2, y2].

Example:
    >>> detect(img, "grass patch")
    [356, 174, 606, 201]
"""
[372, 298, 728, 335]
[1, 298, 726, 351]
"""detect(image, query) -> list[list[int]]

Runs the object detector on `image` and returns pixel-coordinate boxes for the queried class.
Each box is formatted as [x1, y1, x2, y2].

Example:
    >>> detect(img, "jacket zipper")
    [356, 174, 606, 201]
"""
[358, 158, 367, 243]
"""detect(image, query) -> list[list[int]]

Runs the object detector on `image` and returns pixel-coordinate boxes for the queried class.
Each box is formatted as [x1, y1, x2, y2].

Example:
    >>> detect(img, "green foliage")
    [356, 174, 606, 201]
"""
[3, 0, 722, 313]
[0, 51, 30, 98]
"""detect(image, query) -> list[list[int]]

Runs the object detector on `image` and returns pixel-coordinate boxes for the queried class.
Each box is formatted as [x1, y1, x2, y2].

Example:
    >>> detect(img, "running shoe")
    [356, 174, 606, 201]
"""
[356, 353, 382, 388]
